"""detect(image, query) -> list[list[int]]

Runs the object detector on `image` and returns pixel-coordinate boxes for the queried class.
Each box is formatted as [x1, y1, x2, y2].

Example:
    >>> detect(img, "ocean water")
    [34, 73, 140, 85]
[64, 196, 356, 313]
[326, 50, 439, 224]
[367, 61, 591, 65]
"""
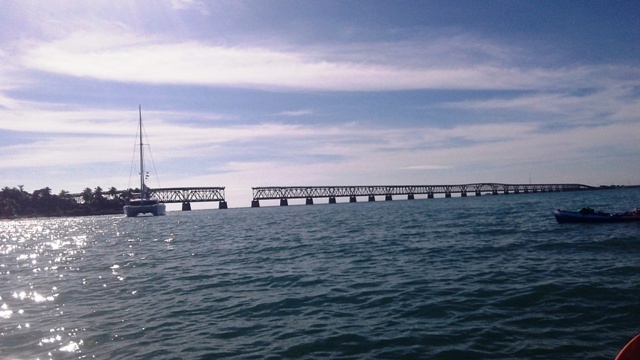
[1, 188, 639, 359]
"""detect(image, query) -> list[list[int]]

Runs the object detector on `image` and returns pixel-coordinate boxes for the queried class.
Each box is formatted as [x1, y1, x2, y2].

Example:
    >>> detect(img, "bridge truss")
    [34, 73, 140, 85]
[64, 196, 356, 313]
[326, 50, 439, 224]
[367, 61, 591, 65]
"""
[149, 187, 225, 202]
[150, 187, 227, 210]
[251, 183, 595, 207]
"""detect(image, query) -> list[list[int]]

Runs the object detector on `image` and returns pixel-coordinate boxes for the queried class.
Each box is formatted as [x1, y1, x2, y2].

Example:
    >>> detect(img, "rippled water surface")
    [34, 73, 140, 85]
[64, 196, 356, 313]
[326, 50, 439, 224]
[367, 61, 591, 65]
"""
[1, 189, 640, 359]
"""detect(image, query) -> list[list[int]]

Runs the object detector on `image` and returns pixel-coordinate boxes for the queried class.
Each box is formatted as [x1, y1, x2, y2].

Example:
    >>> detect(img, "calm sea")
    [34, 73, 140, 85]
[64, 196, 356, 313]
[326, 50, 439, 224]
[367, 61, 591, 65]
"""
[1, 188, 639, 359]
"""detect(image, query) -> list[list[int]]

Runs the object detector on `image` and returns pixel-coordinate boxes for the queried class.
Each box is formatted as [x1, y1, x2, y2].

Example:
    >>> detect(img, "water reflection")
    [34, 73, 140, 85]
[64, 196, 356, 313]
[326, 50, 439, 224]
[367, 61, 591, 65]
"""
[0, 216, 101, 358]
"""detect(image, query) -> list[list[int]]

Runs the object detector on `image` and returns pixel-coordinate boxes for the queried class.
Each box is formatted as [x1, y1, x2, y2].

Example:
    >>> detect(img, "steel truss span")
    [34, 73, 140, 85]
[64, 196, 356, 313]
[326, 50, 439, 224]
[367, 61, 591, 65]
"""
[251, 183, 595, 205]
[149, 187, 226, 203]
[150, 187, 228, 210]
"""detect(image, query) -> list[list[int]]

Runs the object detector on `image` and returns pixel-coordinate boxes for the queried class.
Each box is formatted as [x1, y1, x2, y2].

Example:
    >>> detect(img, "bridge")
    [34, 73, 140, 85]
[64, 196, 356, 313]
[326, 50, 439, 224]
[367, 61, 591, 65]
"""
[149, 187, 227, 210]
[70, 186, 227, 210]
[250, 183, 596, 207]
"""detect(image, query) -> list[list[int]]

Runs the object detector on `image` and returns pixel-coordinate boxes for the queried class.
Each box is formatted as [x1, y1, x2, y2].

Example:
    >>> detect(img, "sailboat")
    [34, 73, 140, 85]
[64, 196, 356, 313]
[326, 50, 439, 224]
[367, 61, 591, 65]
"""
[123, 106, 166, 217]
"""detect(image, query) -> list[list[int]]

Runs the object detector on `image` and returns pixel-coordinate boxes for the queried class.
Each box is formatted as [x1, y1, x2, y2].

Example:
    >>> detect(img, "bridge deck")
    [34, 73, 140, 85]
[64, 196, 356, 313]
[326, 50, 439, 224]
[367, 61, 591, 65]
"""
[149, 187, 226, 203]
[251, 183, 595, 206]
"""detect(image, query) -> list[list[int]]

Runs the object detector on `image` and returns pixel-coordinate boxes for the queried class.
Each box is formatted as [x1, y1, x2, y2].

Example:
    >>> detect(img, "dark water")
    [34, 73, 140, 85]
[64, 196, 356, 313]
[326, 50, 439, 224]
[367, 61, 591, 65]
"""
[1, 189, 639, 359]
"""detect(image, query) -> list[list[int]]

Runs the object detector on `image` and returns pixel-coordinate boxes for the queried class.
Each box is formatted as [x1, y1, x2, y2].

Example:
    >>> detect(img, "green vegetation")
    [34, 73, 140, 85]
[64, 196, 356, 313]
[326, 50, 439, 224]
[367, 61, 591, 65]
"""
[0, 186, 136, 219]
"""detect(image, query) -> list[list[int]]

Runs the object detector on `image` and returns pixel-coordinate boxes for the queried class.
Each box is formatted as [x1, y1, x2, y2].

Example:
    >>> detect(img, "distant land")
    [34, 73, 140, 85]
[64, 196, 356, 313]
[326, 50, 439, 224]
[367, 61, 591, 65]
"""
[0, 186, 137, 219]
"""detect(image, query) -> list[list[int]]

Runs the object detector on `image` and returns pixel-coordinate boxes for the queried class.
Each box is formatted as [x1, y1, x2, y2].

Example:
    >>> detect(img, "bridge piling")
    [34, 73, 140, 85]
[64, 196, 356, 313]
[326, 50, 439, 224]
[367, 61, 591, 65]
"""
[182, 202, 191, 211]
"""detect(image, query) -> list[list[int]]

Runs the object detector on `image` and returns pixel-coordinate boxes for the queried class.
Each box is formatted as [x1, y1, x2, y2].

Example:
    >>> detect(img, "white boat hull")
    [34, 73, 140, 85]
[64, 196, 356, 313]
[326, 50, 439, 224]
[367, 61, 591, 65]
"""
[124, 203, 166, 217]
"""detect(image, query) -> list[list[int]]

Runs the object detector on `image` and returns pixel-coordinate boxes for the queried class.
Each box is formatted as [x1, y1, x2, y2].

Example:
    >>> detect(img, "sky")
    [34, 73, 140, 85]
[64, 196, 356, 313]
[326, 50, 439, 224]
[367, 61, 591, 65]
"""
[1, 0, 639, 209]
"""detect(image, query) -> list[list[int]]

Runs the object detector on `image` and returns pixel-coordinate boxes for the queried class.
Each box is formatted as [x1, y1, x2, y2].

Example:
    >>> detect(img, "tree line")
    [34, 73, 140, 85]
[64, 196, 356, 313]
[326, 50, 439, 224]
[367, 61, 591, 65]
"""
[0, 186, 138, 219]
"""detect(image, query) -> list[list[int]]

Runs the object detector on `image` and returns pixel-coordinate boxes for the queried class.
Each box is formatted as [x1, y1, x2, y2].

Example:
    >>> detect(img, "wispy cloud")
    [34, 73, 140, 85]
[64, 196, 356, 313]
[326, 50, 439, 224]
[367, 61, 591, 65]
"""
[276, 109, 313, 117]
[17, 30, 615, 92]
[443, 83, 640, 125]
[400, 165, 454, 170]
[171, 0, 210, 15]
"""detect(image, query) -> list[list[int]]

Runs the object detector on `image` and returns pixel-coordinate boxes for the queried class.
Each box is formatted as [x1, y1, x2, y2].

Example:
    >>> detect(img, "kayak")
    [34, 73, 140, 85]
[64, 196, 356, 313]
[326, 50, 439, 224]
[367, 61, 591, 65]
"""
[616, 333, 640, 360]
[553, 207, 640, 224]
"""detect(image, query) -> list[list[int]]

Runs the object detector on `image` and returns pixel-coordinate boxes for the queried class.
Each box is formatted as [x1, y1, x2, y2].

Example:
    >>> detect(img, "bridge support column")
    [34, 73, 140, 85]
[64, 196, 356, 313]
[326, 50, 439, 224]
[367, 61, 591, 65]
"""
[329, 196, 337, 204]
[428, 193, 434, 199]
[524, 188, 529, 193]
[306, 197, 314, 205]
[251, 200, 260, 208]
[475, 191, 481, 196]
[445, 193, 451, 198]
[408, 194, 414, 200]
[280, 198, 288, 206]
[503, 190, 509, 195]
[492, 190, 499, 195]
[385, 194, 392, 201]
[182, 202, 191, 211]
[349, 196, 357, 203]
[219, 201, 228, 209]
[461, 191, 467, 197]
[368, 195, 375, 202]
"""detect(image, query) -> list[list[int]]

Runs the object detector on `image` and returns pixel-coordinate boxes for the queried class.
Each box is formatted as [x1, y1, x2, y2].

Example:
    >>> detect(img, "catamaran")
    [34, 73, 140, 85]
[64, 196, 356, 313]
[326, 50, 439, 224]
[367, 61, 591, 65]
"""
[124, 106, 166, 217]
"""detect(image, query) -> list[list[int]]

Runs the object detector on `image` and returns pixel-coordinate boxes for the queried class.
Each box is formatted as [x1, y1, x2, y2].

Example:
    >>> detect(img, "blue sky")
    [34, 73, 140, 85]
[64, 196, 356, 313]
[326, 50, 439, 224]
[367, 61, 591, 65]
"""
[1, 0, 639, 208]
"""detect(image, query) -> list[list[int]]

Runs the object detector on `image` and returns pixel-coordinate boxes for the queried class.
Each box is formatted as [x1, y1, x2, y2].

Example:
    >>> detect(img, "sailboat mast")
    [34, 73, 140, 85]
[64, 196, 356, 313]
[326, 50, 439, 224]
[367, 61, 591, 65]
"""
[139, 105, 145, 198]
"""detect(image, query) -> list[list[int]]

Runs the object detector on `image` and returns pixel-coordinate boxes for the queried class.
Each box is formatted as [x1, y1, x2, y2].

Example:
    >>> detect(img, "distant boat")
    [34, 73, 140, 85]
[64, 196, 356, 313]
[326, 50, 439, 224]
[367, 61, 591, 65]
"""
[553, 207, 640, 223]
[124, 106, 166, 217]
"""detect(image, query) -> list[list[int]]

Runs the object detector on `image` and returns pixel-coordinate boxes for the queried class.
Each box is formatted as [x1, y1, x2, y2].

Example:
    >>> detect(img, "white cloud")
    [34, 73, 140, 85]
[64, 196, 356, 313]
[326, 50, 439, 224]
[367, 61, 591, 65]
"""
[276, 109, 313, 117]
[171, 0, 210, 15]
[443, 84, 640, 126]
[17, 30, 617, 92]
[400, 165, 454, 170]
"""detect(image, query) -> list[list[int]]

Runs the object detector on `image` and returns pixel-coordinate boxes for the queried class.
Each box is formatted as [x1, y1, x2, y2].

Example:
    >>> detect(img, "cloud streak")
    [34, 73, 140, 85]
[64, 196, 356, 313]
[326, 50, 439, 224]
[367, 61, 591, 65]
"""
[18, 30, 621, 92]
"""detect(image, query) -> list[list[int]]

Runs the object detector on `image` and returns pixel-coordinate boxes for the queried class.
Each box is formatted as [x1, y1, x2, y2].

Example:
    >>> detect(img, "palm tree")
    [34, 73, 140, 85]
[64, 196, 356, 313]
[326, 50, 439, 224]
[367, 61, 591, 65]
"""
[107, 187, 118, 200]
[81, 187, 93, 204]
